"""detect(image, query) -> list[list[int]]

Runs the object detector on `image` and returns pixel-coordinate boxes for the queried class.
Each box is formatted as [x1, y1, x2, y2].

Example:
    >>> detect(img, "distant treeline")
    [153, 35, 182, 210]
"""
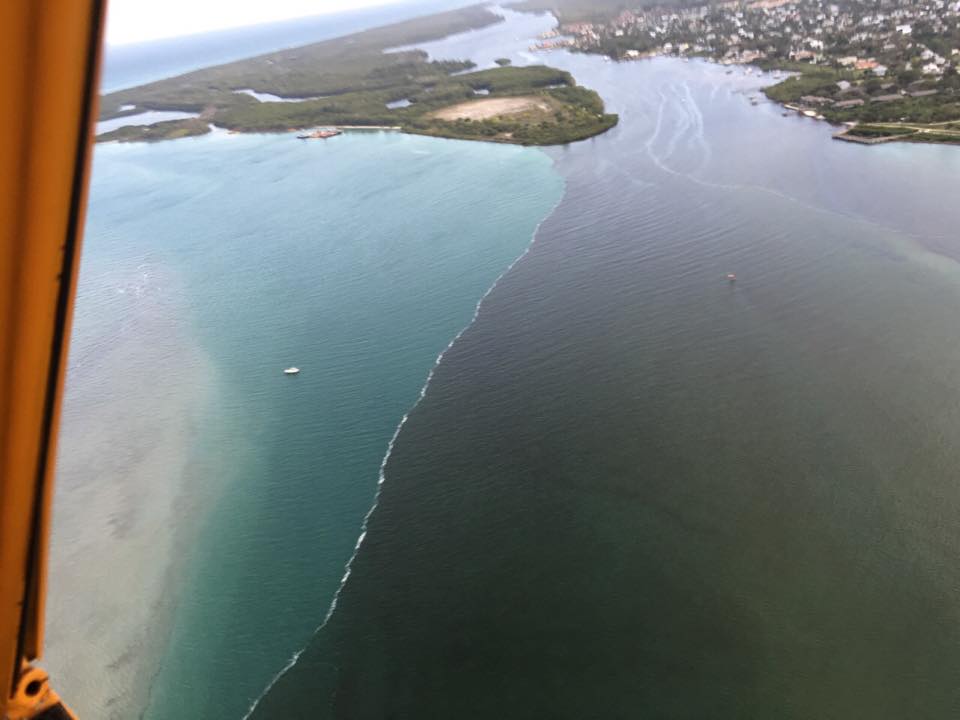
[98, 5, 618, 146]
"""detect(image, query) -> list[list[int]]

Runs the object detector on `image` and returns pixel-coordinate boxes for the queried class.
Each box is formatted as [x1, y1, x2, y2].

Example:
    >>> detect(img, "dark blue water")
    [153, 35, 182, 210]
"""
[250, 18, 960, 720]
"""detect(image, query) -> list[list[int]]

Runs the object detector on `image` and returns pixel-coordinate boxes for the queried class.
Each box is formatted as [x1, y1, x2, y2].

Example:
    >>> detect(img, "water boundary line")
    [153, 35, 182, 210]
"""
[240, 174, 567, 720]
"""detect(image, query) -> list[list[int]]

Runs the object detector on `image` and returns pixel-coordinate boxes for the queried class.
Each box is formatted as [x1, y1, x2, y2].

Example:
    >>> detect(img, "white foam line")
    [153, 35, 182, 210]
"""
[240, 185, 566, 720]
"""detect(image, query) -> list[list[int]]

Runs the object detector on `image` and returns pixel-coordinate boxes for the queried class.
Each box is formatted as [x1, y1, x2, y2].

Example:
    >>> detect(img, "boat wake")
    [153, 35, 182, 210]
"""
[646, 82, 711, 177]
[240, 185, 566, 720]
[641, 79, 939, 247]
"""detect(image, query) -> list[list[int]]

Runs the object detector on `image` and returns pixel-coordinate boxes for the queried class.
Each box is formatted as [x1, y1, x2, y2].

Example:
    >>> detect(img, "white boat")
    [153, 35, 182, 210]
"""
[284, 367, 300, 375]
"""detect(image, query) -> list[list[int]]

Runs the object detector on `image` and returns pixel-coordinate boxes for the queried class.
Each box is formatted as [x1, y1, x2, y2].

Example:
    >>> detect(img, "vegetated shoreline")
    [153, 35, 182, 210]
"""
[538, 43, 960, 148]
[95, 5, 618, 147]
[543, 44, 960, 147]
[505, 0, 960, 149]
[750, 59, 960, 146]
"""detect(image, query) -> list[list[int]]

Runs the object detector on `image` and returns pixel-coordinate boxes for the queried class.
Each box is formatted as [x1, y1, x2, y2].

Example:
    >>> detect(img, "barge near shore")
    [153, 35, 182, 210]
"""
[832, 123, 960, 145]
[297, 128, 342, 139]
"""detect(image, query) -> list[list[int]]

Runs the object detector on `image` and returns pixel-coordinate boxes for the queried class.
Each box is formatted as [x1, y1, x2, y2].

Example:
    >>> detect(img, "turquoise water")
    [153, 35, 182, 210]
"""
[53, 129, 562, 719]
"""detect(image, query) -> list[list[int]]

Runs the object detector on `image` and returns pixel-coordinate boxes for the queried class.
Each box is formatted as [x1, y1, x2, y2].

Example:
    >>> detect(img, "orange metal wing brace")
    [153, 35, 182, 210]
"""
[0, 1, 105, 718]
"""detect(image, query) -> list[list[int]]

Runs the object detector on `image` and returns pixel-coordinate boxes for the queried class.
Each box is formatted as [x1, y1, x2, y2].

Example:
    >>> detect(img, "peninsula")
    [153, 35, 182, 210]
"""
[98, 5, 618, 146]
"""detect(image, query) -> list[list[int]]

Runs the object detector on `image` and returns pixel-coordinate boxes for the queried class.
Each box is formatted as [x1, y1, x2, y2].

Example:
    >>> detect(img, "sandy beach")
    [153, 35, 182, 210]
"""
[430, 96, 550, 121]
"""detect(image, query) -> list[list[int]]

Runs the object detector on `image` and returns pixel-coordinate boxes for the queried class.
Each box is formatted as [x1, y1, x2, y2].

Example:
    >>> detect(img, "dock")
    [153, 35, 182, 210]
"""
[831, 130, 913, 145]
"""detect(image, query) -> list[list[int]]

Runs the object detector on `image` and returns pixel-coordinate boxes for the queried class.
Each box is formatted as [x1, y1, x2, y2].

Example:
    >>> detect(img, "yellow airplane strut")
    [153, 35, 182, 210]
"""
[0, 1, 105, 717]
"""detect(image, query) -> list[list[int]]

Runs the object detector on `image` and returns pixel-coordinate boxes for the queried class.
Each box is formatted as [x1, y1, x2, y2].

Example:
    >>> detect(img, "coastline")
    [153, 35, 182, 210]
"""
[532, 42, 960, 148]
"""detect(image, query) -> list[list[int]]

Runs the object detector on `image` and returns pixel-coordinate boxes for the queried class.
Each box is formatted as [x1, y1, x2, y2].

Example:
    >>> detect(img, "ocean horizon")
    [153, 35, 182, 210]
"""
[100, 0, 481, 92]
